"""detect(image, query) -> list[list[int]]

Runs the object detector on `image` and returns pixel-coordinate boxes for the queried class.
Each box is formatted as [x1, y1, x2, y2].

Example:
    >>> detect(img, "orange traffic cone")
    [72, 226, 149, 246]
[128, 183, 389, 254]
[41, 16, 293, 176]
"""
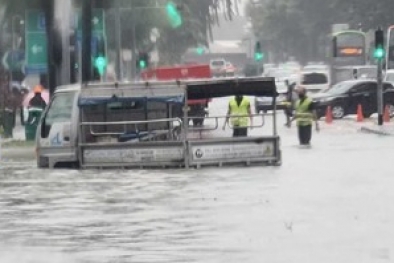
[384, 105, 391, 123]
[356, 104, 364, 122]
[325, 105, 333, 124]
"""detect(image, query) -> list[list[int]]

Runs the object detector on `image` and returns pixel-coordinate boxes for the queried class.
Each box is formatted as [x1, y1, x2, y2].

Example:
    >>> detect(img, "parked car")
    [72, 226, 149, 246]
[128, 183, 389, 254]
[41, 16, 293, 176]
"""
[225, 62, 236, 77]
[255, 68, 298, 113]
[312, 80, 394, 119]
[255, 80, 293, 113]
[384, 69, 394, 83]
[209, 59, 227, 77]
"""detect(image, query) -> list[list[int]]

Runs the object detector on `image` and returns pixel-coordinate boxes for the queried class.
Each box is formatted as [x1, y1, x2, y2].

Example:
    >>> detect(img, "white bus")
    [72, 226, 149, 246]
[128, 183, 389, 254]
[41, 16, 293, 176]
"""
[386, 25, 394, 71]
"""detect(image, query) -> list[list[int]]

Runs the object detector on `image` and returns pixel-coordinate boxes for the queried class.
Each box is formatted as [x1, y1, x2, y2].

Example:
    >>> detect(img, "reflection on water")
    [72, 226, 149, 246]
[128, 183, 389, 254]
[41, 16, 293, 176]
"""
[0, 165, 279, 263]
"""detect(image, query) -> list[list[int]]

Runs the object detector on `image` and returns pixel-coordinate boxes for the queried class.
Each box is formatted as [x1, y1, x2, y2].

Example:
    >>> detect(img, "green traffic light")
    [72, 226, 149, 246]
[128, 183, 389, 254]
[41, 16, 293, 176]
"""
[94, 56, 107, 76]
[139, 60, 147, 69]
[166, 2, 182, 28]
[254, 52, 264, 61]
[374, 47, 385, 59]
[196, 47, 204, 55]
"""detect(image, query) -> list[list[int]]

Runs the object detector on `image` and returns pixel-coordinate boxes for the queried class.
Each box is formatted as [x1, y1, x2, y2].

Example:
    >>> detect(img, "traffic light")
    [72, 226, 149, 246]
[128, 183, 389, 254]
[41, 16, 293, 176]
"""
[94, 56, 107, 76]
[374, 28, 385, 60]
[196, 47, 204, 55]
[166, 2, 182, 28]
[93, 36, 107, 79]
[137, 52, 149, 70]
[254, 41, 264, 62]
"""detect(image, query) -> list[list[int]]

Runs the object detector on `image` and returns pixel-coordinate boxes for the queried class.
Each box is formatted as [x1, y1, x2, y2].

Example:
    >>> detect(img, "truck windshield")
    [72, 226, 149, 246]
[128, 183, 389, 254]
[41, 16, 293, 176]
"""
[41, 92, 76, 138]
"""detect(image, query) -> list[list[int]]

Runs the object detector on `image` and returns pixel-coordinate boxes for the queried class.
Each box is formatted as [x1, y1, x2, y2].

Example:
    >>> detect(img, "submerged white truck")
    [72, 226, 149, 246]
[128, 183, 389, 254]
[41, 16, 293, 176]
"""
[36, 77, 281, 169]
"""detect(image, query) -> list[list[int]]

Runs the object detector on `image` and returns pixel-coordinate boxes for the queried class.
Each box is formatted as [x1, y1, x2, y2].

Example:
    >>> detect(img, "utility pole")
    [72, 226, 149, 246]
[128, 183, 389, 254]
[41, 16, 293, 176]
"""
[42, 0, 57, 95]
[377, 59, 383, 125]
[374, 28, 385, 126]
[115, 5, 122, 80]
[81, 0, 93, 82]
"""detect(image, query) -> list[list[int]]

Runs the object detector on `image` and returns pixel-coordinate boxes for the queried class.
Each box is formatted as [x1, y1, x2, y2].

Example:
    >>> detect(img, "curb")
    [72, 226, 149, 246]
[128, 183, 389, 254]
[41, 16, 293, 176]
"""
[359, 127, 394, 136]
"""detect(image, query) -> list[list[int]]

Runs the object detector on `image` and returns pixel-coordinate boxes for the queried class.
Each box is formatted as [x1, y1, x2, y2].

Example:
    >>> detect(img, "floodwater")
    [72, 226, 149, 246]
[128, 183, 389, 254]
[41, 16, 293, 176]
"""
[1, 98, 394, 262]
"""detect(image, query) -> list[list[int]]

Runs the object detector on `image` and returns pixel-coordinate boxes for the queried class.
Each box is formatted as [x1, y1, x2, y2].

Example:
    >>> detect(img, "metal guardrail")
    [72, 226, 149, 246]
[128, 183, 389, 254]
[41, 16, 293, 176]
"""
[80, 118, 183, 141]
[187, 113, 270, 132]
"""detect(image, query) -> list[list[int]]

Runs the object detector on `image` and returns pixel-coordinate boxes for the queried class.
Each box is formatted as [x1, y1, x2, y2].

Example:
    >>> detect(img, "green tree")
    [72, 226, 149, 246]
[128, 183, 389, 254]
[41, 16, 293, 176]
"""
[0, 0, 241, 66]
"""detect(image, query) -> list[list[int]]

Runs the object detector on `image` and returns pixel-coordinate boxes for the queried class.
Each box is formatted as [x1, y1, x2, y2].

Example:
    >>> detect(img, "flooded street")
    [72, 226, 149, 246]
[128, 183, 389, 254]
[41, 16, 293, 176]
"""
[2, 99, 394, 262]
[2, 118, 394, 262]
[0, 165, 282, 263]
[1, 0, 392, 261]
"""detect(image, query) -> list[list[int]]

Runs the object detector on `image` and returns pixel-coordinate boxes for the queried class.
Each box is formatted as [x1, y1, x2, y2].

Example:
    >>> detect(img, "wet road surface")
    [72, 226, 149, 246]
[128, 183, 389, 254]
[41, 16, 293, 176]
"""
[1, 98, 394, 262]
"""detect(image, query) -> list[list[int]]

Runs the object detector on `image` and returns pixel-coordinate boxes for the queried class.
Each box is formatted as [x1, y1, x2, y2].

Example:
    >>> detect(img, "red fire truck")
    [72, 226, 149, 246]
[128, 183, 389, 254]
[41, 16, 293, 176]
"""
[141, 64, 211, 126]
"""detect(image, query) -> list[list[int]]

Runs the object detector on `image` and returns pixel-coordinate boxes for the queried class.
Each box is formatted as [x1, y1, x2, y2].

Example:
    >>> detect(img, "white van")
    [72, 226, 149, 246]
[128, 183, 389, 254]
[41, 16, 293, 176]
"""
[298, 69, 330, 92]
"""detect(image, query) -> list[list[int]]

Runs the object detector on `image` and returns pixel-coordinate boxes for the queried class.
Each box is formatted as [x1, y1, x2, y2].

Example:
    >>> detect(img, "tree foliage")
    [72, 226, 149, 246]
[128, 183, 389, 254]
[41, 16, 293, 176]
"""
[0, 0, 241, 65]
[248, 0, 394, 63]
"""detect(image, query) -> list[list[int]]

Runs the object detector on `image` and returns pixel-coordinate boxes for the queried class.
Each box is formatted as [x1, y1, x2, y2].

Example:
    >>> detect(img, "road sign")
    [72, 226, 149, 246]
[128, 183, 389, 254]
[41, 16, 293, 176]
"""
[26, 10, 47, 74]
[26, 10, 46, 32]
[2, 50, 25, 71]
[24, 8, 105, 75]
[26, 32, 47, 68]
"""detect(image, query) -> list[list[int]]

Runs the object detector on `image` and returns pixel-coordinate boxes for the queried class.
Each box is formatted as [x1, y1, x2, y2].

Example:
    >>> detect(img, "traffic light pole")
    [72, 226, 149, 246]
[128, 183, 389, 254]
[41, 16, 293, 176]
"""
[81, 0, 93, 82]
[115, 4, 123, 80]
[375, 28, 385, 126]
[377, 58, 384, 126]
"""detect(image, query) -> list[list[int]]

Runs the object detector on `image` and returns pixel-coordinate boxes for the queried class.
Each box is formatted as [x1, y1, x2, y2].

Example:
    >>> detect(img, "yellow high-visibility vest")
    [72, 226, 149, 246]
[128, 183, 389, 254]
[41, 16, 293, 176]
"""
[229, 97, 250, 127]
[295, 98, 313, 126]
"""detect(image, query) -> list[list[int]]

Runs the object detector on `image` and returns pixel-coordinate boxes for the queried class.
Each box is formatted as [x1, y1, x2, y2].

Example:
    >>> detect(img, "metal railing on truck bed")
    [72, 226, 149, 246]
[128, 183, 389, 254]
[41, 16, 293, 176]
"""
[75, 77, 281, 169]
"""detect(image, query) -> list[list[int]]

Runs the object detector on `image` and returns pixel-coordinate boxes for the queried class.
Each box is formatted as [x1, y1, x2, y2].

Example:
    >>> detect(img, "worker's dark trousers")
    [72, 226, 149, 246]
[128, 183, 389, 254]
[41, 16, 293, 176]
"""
[233, 127, 248, 137]
[298, 125, 312, 145]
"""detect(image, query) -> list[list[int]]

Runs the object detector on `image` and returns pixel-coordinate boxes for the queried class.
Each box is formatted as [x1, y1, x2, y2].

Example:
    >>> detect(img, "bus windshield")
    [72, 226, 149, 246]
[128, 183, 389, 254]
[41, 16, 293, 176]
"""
[336, 33, 365, 47]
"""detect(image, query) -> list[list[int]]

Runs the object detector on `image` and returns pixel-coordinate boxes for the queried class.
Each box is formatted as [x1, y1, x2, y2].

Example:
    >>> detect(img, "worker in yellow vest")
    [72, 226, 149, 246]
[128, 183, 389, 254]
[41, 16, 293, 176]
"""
[223, 94, 253, 137]
[288, 86, 319, 145]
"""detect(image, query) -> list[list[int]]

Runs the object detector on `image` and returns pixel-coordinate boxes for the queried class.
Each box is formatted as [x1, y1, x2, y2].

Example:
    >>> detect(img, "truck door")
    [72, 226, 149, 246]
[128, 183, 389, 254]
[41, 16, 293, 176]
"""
[39, 92, 77, 148]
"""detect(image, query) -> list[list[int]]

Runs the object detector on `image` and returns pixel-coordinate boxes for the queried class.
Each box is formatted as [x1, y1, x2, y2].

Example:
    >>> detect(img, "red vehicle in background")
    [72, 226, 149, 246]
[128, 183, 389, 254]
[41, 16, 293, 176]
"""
[141, 64, 211, 126]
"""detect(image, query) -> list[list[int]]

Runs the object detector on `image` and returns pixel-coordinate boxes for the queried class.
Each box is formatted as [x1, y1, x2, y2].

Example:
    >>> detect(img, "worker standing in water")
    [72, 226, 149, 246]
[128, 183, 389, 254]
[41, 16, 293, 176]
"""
[223, 94, 253, 137]
[288, 86, 319, 146]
